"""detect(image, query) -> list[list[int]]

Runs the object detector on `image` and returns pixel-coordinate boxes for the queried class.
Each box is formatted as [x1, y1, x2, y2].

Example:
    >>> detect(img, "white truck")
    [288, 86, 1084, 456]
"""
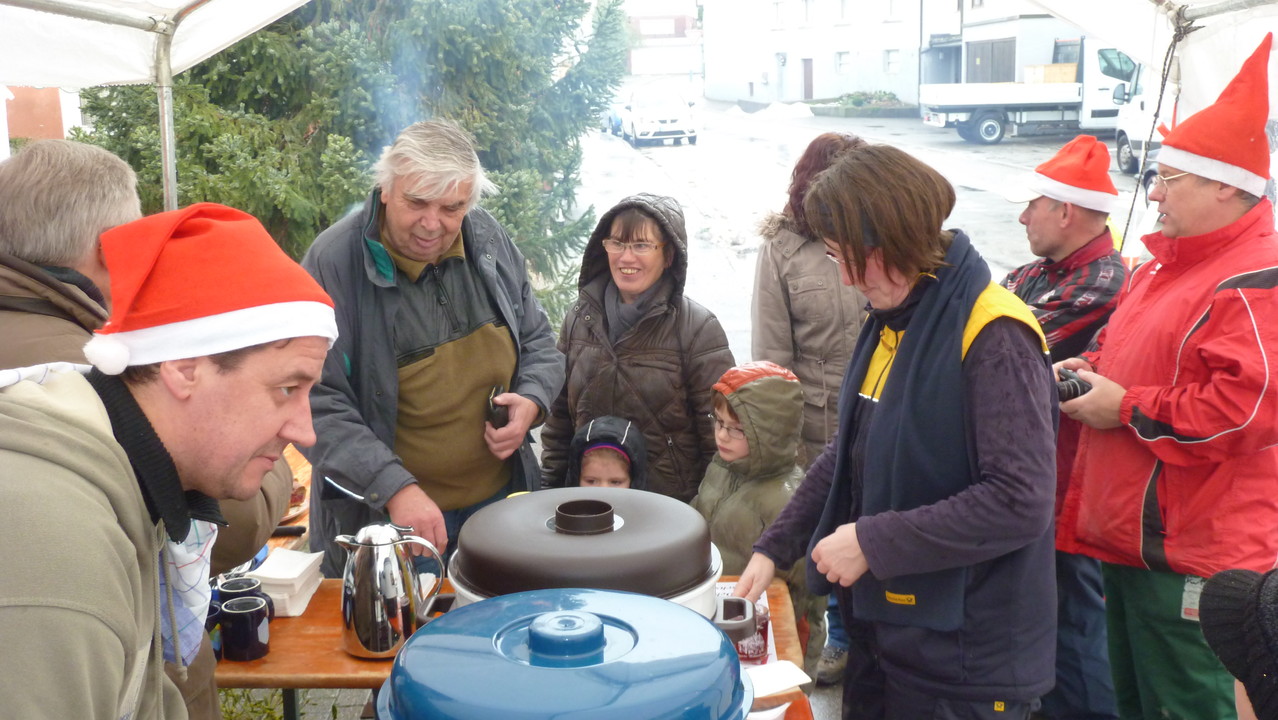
[920, 39, 1139, 145]
[1111, 62, 1174, 174]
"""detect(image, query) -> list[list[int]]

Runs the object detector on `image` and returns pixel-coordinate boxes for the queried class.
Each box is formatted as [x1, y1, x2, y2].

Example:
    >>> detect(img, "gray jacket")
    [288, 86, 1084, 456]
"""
[301, 189, 564, 576]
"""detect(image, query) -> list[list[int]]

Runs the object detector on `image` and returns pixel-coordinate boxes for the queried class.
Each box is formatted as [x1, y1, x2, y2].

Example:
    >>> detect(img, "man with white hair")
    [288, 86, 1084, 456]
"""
[0, 202, 338, 719]
[303, 119, 563, 577]
[1059, 33, 1278, 719]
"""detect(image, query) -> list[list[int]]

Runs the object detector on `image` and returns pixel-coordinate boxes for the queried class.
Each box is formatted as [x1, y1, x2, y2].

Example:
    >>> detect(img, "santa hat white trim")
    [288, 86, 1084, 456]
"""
[84, 301, 337, 375]
[1004, 173, 1119, 213]
[1155, 145, 1269, 197]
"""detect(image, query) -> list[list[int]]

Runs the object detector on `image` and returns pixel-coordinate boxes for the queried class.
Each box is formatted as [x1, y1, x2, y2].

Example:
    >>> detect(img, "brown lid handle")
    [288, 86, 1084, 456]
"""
[554, 500, 614, 535]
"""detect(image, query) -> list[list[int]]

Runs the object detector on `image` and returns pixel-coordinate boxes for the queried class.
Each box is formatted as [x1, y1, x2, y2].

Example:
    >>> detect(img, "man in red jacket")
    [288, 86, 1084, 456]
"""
[1059, 33, 1278, 719]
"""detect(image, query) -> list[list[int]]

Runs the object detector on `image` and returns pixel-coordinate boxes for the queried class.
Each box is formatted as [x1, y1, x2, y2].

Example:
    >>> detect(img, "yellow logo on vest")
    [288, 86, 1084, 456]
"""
[994, 701, 1006, 712]
[884, 591, 916, 605]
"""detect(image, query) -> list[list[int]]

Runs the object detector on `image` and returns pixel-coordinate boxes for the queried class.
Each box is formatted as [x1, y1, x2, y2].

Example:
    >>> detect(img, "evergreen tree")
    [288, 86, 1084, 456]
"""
[75, 0, 627, 317]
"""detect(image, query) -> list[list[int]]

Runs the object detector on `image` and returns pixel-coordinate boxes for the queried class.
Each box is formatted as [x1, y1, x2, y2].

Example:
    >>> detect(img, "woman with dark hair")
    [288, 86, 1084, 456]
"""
[540, 194, 734, 502]
[753, 132, 869, 467]
[754, 132, 873, 689]
[735, 145, 1059, 719]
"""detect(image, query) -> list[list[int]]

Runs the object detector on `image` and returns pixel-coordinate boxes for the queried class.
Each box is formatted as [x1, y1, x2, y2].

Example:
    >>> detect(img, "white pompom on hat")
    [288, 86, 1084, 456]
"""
[1003, 135, 1119, 213]
[1158, 32, 1273, 197]
[83, 202, 337, 375]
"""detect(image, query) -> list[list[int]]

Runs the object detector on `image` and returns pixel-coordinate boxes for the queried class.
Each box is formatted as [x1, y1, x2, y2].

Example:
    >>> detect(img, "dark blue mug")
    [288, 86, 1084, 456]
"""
[217, 576, 275, 620]
[221, 596, 270, 661]
[205, 601, 223, 661]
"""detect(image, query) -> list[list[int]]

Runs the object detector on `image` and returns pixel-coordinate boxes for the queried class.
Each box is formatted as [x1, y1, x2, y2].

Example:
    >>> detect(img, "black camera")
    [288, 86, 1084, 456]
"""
[1057, 368, 1092, 402]
[486, 385, 509, 428]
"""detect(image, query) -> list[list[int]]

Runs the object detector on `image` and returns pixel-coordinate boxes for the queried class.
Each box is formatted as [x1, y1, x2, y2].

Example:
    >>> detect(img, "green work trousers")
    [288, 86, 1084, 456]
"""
[1102, 563, 1236, 720]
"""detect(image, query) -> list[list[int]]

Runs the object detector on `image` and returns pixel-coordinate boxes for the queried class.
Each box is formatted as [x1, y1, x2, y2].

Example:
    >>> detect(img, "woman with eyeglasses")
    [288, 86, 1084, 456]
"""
[735, 145, 1059, 719]
[540, 193, 734, 501]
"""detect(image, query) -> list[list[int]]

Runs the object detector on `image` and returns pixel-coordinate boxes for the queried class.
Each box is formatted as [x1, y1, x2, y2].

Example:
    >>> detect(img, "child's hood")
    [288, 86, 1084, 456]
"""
[566, 415, 649, 490]
[715, 362, 803, 479]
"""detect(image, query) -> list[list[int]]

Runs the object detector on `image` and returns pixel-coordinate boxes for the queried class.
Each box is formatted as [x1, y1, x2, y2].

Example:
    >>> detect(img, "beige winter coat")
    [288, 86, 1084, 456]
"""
[751, 214, 867, 466]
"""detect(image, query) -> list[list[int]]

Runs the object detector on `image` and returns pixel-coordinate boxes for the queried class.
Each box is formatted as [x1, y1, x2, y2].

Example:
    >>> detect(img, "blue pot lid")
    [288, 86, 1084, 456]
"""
[377, 588, 752, 720]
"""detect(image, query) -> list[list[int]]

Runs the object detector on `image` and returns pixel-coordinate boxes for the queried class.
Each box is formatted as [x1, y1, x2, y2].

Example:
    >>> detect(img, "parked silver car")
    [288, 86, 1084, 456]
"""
[620, 88, 698, 147]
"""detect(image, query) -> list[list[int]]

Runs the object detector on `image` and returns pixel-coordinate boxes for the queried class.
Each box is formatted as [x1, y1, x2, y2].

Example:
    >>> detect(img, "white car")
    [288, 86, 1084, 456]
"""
[620, 89, 698, 147]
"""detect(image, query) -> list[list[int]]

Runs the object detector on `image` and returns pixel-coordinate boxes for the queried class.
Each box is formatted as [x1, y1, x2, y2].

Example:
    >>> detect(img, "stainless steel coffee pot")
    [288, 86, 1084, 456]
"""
[335, 523, 445, 658]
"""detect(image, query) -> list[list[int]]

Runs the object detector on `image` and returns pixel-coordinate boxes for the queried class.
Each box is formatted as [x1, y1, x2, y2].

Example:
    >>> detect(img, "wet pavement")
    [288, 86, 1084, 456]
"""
[574, 96, 1149, 363]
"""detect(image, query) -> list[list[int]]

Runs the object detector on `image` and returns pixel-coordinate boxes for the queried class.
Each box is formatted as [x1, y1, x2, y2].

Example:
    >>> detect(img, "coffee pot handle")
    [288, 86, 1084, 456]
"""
[399, 535, 446, 592]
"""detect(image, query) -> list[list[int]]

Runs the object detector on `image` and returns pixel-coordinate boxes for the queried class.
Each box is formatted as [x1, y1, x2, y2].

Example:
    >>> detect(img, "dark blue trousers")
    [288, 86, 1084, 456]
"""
[1039, 551, 1118, 720]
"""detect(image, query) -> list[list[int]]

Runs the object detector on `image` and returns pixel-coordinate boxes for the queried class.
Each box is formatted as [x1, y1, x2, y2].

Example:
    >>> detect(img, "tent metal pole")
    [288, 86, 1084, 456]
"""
[1, 0, 169, 32]
[151, 0, 214, 211]
[156, 32, 178, 211]
[1183, 0, 1278, 20]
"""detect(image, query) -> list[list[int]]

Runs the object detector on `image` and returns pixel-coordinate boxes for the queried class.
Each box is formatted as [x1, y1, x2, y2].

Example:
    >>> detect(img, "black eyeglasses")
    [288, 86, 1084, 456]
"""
[707, 414, 746, 440]
[602, 237, 664, 255]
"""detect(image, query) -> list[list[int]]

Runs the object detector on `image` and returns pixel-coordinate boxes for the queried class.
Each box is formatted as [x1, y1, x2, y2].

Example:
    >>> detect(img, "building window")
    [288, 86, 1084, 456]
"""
[836, 51, 852, 74]
[773, 0, 784, 26]
[971, 0, 984, 6]
[802, 0, 812, 23]
[884, 49, 900, 74]
[842, 0, 851, 19]
[637, 18, 676, 37]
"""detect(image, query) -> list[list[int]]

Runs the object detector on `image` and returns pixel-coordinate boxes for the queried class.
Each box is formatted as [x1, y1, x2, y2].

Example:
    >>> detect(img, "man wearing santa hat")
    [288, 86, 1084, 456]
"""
[1058, 33, 1278, 719]
[0, 136, 301, 720]
[1003, 135, 1126, 720]
[0, 203, 338, 719]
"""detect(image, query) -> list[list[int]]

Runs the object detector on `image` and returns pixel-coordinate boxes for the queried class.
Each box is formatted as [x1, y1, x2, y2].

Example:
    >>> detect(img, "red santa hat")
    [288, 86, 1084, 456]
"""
[1004, 135, 1119, 213]
[1157, 32, 1272, 197]
[83, 203, 337, 375]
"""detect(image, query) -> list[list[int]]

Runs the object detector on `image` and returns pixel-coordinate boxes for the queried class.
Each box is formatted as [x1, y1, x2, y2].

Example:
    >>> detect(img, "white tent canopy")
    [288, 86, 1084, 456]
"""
[1030, 0, 1278, 243]
[1031, 0, 1278, 140]
[0, 0, 311, 207]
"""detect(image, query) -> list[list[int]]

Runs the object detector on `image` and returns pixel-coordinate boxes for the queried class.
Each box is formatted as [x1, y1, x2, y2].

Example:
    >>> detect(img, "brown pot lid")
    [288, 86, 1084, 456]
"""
[451, 488, 713, 599]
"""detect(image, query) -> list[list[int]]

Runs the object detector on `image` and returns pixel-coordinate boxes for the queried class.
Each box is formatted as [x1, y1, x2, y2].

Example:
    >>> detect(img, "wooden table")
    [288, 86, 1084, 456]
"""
[216, 576, 814, 720]
[270, 446, 312, 553]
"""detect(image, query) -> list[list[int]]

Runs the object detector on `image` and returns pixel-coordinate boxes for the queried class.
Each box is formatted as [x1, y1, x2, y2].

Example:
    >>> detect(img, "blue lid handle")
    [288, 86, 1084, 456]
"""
[528, 611, 606, 665]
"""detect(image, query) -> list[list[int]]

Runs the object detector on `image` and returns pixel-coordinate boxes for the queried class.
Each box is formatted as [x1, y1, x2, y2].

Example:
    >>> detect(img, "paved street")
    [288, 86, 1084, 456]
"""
[575, 97, 1146, 363]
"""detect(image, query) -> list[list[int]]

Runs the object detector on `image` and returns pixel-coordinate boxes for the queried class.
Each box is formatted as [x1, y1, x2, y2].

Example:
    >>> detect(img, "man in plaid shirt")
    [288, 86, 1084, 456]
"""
[1002, 135, 1126, 720]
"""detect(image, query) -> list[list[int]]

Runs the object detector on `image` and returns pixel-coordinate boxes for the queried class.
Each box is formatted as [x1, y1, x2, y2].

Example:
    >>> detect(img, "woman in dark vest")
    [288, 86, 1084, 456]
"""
[734, 145, 1059, 720]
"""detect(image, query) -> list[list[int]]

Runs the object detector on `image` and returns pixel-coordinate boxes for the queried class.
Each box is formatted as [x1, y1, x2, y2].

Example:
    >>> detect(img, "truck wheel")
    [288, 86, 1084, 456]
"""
[1116, 133, 1139, 174]
[956, 123, 977, 142]
[972, 112, 1005, 144]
